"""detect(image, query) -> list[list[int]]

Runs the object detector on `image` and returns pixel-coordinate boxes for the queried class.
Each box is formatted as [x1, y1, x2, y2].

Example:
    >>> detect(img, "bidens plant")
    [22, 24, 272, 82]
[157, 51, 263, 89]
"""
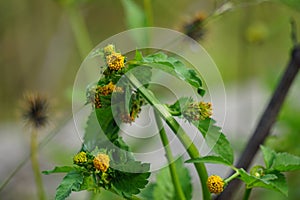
[44, 44, 300, 200]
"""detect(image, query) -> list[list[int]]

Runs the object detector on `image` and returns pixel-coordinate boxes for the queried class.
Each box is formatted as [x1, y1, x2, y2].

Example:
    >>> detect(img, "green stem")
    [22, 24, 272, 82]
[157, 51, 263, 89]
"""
[154, 111, 186, 200]
[143, 0, 153, 27]
[242, 188, 252, 200]
[30, 129, 46, 200]
[224, 171, 240, 185]
[126, 73, 211, 200]
[66, 5, 93, 60]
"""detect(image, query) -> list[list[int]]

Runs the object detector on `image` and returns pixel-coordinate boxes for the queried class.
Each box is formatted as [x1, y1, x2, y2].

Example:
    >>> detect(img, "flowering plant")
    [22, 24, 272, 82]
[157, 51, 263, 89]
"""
[44, 44, 300, 200]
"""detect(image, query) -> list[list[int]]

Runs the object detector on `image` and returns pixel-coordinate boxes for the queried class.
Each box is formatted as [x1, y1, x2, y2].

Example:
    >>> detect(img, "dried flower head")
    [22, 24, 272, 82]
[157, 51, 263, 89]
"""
[106, 52, 125, 71]
[22, 93, 49, 129]
[93, 153, 110, 172]
[73, 152, 88, 164]
[183, 12, 207, 40]
[207, 175, 224, 194]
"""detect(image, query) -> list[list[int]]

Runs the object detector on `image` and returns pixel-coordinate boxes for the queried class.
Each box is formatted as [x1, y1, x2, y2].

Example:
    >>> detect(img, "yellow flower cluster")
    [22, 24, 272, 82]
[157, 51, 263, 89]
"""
[207, 175, 224, 194]
[104, 43, 125, 71]
[198, 101, 212, 120]
[106, 52, 125, 71]
[73, 152, 87, 164]
[97, 82, 123, 96]
[93, 153, 110, 172]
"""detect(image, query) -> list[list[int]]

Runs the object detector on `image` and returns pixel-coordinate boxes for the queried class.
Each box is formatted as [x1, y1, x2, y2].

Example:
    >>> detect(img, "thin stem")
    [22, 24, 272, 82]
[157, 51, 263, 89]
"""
[30, 129, 46, 200]
[224, 171, 240, 185]
[154, 111, 186, 200]
[143, 0, 153, 27]
[126, 73, 211, 200]
[242, 188, 252, 200]
[66, 5, 93, 60]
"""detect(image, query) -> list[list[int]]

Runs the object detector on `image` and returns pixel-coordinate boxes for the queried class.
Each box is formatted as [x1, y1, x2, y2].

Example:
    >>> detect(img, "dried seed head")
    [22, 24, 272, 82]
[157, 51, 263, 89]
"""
[22, 93, 49, 129]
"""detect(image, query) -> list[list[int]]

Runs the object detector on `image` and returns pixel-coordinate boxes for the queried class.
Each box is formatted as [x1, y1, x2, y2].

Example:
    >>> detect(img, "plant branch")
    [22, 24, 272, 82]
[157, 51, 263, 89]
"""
[126, 73, 211, 200]
[31, 129, 46, 200]
[154, 110, 186, 200]
[216, 45, 300, 199]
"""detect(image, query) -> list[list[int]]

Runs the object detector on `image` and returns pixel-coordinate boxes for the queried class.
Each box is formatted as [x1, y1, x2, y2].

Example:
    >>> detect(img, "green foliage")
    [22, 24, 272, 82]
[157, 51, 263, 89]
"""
[238, 169, 288, 196]
[261, 145, 300, 172]
[142, 52, 205, 96]
[185, 155, 232, 167]
[42, 166, 76, 175]
[55, 170, 84, 200]
[141, 158, 192, 200]
[197, 118, 234, 164]
[168, 97, 233, 165]
[112, 164, 150, 198]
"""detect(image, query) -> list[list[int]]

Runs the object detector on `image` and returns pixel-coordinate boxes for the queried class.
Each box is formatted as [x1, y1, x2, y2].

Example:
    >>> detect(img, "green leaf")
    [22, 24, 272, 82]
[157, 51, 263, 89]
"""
[238, 169, 288, 196]
[55, 171, 84, 200]
[143, 52, 205, 96]
[272, 152, 300, 171]
[196, 118, 234, 164]
[261, 145, 300, 172]
[185, 155, 232, 166]
[111, 160, 150, 198]
[42, 166, 75, 175]
[152, 158, 192, 200]
[260, 145, 276, 169]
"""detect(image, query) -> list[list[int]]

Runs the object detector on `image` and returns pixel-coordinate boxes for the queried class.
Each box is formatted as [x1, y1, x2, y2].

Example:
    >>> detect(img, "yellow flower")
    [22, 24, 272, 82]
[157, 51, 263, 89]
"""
[106, 52, 125, 71]
[199, 101, 212, 120]
[73, 152, 87, 164]
[93, 153, 110, 172]
[103, 44, 115, 55]
[207, 175, 224, 194]
[97, 82, 123, 96]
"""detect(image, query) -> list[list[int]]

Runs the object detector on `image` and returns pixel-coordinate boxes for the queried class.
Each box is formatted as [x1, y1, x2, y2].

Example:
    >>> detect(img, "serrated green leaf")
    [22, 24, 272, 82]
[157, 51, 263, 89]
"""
[42, 166, 75, 175]
[261, 145, 300, 172]
[260, 145, 276, 169]
[185, 155, 232, 166]
[140, 183, 155, 199]
[143, 52, 205, 96]
[111, 161, 150, 198]
[272, 152, 300, 171]
[238, 169, 288, 196]
[152, 158, 192, 200]
[55, 171, 84, 200]
[196, 118, 234, 164]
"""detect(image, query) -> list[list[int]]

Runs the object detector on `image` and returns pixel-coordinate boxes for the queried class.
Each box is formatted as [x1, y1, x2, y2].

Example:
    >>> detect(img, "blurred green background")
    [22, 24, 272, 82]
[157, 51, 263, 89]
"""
[1, 0, 300, 199]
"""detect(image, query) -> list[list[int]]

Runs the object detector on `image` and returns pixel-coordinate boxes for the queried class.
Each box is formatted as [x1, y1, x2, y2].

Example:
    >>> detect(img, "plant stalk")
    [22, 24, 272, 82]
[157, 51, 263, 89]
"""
[154, 110, 186, 200]
[126, 73, 211, 200]
[242, 188, 252, 200]
[143, 0, 153, 27]
[30, 129, 46, 200]
[66, 5, 93, 60]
